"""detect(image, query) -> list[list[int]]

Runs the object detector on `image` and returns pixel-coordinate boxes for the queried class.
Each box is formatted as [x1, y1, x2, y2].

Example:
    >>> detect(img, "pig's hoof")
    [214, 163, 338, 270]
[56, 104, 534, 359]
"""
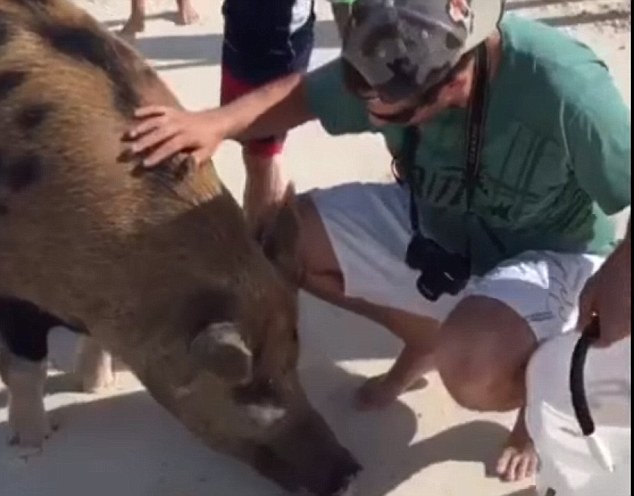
[8, 419, 52, 450]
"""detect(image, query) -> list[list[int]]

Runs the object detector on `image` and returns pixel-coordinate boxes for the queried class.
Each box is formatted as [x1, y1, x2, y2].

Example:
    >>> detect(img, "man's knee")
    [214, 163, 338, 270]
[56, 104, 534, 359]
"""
[436, 335, 503, 411]
[297, 195, 339, 271]
[295, 193, 347, 299]
[436, 297, 536, 412]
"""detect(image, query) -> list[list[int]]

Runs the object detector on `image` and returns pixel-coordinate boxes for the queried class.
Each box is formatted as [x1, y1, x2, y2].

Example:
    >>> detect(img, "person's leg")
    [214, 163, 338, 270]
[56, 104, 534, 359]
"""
[221, 2, 316, 226]
[120, 0, 146, 37]
[175, 0, 199, 26]
[219, 66, 288, 226]
[435, 252, 602, 482]
[242, 139, 287, 229]
[297, 195, 440, 409]
[436, 295, 538, 482]
[330, 3, 351, 39]
[294, 181, 466, 409]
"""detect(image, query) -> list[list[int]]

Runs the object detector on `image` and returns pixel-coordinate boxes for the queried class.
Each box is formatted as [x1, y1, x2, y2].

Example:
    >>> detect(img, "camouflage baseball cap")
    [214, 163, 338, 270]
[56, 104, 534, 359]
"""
[342, 0, 505, 102]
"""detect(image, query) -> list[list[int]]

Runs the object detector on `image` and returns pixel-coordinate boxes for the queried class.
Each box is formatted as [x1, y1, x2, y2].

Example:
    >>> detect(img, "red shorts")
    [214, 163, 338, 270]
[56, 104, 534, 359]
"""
[220, 68, 286, 158]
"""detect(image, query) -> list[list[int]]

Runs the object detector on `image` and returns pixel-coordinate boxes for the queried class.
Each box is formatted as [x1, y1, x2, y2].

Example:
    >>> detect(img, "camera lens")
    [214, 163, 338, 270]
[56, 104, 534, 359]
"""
[416, 273, 441, 302]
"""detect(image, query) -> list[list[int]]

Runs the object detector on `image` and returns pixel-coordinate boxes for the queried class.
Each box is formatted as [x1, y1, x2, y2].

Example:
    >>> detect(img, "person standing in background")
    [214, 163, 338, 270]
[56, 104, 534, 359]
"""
[329, 0, 354, 38]
[121, 0, 199, 37]
[220, 0, 316, 223]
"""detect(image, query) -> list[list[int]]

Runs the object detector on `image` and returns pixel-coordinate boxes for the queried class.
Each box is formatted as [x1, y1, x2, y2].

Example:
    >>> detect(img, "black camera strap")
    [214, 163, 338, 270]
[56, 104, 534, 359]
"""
[405, 43, 491, 258]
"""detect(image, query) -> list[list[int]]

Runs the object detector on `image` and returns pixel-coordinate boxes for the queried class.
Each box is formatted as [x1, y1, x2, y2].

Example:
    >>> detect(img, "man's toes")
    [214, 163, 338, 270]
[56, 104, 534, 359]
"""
[519, 450, 540, 481]
[515, 454, 532, 482]
[496, 447, 539, 482]
[527, 452, 540, 478]
[496, 446, 515, 477]
[501, 448, 522, 482]
[354, 375, 400, 411]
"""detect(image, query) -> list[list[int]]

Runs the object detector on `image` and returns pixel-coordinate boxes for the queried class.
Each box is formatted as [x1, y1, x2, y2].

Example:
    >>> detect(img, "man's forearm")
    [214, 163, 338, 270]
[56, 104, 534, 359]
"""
[218, 73, 316, 144]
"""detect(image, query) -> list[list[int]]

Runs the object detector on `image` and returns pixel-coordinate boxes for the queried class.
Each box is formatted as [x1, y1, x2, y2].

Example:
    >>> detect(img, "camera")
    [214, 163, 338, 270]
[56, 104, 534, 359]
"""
[405, 234, 471, 302]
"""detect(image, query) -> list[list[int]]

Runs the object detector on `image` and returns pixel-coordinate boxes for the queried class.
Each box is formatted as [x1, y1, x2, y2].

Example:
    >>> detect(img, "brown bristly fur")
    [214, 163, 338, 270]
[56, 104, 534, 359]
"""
[0, 2, 360, 492]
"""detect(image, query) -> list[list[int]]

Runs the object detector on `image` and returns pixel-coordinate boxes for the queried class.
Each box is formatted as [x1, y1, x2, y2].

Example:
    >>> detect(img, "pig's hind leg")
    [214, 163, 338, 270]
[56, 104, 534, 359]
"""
[74, 336, 115, 393]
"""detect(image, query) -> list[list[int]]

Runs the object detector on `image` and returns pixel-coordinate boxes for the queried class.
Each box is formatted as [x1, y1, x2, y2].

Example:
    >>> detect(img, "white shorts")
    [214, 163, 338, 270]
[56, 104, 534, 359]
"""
[309, 182, 605, 342]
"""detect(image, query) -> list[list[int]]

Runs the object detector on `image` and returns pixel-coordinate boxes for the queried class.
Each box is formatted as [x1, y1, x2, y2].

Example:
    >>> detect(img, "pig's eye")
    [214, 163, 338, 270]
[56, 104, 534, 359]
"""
[233, 379, 287, 427]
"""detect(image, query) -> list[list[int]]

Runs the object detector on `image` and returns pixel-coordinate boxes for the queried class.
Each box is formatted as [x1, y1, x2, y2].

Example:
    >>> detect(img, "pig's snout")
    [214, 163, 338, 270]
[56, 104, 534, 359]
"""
[253, 410, 362, 496]
[256, 445, 360, 496]
[321, 458, 361, 496]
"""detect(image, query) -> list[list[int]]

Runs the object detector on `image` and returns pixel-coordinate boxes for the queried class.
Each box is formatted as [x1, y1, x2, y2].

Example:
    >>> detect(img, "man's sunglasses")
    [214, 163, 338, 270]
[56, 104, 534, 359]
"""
[341, 59, 449, 124]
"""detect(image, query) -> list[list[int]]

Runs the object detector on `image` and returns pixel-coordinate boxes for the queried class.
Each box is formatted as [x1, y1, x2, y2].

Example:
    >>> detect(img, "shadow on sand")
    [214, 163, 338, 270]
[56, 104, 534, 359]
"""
[106, 17, 341, 72]
[1, 360, 509, 496]
[503, 488, 538, 496]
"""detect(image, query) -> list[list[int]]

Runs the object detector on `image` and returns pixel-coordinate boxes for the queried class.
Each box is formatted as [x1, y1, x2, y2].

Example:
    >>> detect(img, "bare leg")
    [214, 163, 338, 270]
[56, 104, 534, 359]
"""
[290, 188, 541, 480]
[5, 355, 50, 448]
[120, 0, 146, 38]
[74, 336, 115, 393]
[436, 296, 539, 482]
[330, 3, 351, 39]
[243, 151, 287, 232]
[176, 0, 199, 25]
[297, 196, 439, 410]
[295, 191, 538, 480]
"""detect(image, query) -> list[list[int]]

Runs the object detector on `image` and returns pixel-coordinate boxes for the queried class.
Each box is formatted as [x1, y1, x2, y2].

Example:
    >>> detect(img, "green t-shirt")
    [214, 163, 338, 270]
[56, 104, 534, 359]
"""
[305, 15, 631, 275]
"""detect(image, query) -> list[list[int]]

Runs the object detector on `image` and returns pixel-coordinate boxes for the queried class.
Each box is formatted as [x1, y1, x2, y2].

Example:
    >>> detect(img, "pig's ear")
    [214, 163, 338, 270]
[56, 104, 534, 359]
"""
[254, 184, 302, 283]
[190, 322, 252, 385]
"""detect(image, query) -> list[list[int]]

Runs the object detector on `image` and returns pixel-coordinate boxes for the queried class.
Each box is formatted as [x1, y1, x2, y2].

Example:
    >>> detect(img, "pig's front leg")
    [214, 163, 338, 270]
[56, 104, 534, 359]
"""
[3, 354, 51, 449]
[0, 298, 65, 451]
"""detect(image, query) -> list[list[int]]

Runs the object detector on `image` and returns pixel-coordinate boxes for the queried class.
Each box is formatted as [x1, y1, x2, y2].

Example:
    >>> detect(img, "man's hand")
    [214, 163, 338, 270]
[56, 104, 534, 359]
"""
[125, 106, 227, 166]
[578, 230, 631, 347]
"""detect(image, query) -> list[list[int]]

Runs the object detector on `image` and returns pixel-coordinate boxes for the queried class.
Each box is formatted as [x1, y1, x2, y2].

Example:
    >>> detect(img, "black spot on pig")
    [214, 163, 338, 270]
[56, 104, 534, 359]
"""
[35, 23, 140, 116]
[0, 70, 27, 102]
[0, 13, 11, 48]
[4, 155, 44, 191]
[16, 102, 54, 133]
[0, 149, 6, 189]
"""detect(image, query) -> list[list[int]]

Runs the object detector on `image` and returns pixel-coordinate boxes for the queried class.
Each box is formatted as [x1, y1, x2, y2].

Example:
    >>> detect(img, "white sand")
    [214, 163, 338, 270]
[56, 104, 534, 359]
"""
[1, 1, 630, 495]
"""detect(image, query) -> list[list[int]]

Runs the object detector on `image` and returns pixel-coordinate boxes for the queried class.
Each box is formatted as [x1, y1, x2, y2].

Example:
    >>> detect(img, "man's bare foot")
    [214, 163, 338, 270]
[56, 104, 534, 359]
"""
[355, 344, 434, 411]
[120, 13, 145, 38]
[355, 374, 428, 410]
[355, 375, 401, 410]
[177, 0, 199, 25]
[497, 409, 539, 482]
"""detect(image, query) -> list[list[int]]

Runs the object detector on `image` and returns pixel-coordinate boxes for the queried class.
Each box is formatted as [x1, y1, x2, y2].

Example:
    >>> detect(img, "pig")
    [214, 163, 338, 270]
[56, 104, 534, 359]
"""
[0, 1, 361, 494]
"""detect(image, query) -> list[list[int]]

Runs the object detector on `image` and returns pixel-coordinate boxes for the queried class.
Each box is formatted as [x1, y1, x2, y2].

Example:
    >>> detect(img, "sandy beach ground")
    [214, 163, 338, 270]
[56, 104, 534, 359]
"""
[1, 1, 630, 495]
